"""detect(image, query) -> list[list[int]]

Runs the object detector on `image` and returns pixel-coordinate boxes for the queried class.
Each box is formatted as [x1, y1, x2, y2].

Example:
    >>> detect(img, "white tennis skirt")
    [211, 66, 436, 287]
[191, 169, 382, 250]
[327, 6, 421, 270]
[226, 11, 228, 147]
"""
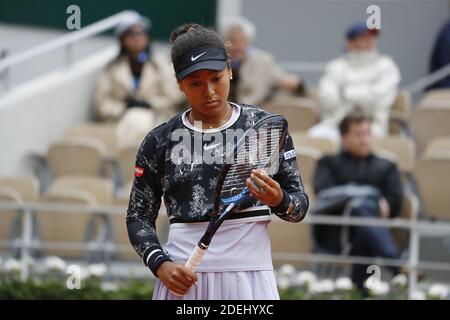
[153, 270, 279, 300]
[152, 215, 280, 300]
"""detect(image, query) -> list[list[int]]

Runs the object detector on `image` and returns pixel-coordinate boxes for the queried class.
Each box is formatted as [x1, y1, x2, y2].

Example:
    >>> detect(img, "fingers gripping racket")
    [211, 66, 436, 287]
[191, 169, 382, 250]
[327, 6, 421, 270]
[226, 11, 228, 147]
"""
[185, 115, 288, 272]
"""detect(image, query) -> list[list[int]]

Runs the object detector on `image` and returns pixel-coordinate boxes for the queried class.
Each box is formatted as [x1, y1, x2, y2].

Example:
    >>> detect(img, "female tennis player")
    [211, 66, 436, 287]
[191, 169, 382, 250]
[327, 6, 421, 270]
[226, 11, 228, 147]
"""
[126, 23, 309, 300]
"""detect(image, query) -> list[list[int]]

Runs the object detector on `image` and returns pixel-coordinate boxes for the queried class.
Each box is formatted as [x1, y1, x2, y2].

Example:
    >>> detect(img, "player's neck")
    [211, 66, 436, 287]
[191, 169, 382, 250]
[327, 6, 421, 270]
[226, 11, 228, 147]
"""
[189, 102, 232, 129]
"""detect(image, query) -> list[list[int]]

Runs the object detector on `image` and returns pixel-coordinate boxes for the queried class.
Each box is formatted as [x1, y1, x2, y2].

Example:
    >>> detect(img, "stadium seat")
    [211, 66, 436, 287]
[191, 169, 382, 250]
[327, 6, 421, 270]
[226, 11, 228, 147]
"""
[64, 124, 120, 180]
[374, 136, 416, 174]
[264, 98, 319, 133]
[290, 133, 338, 155]
[268, 217, 311, 268]
[389, 90, 412, 135]
[296, 147, 321, 186]
[411, 106, 450, 154]
[418, 89, 450, 108]
[47, 138, 106, 178]
[37, 176, 113, 259]
[423, 136, 450, 158]
[0, 176, 39, 255]
[303, 86, 320, 103]
[303, 183, 315, 207]
[414, 157, 450, 220]
[110, 199, 169, 261]
[392, 193, 419, 251]
[49, 175, 113, 205]
[64, 123, 119, 157]
[0, 176, 39, 203]
[118, 146, 139, 186]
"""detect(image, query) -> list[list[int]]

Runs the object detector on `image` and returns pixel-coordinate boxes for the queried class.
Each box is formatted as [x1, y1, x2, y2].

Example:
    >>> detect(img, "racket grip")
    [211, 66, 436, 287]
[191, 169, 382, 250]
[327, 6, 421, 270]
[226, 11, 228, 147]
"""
[185, 245, 206, 272]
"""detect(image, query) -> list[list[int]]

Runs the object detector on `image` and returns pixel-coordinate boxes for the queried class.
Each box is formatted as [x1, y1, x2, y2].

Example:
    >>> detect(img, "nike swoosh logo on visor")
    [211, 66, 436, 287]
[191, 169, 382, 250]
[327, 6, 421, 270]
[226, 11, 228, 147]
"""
[191, 51, 207, 61]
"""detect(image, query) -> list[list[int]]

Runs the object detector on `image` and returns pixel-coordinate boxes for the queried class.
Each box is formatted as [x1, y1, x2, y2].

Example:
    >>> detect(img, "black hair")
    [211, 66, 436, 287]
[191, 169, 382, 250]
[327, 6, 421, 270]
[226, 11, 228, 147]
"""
[339, 109, 373, 135]
[169, 23, 228, 70]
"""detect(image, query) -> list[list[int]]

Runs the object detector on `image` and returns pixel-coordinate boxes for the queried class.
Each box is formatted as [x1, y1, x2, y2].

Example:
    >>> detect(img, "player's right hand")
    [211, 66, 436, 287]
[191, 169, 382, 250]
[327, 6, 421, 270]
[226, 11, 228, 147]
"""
[156, 261, 198, 296]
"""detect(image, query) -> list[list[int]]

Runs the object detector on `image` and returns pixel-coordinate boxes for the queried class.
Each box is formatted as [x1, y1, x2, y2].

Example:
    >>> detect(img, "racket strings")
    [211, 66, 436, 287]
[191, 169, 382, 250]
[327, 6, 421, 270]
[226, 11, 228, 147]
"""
[224, 128, 282, 174]
[220, 122, 285, 195]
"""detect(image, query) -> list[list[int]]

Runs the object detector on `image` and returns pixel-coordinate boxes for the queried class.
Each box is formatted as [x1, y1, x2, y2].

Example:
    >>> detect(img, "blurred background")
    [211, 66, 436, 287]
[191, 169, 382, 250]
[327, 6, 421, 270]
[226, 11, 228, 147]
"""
[0, 0, 449, 300]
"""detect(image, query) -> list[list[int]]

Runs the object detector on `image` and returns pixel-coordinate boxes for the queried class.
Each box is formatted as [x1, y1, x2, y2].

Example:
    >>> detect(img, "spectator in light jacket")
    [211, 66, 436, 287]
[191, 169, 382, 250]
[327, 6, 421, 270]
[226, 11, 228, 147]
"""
[310, 22, 401, 142]
[219, 16, 305, 106]
[95, 12, 183, 148]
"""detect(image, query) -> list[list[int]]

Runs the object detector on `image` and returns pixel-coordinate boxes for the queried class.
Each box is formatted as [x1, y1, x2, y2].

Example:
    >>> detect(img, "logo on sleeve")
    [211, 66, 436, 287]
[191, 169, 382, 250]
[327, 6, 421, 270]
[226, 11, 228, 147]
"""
[284, 150, 296, 160]
[134, 166, 144, 177]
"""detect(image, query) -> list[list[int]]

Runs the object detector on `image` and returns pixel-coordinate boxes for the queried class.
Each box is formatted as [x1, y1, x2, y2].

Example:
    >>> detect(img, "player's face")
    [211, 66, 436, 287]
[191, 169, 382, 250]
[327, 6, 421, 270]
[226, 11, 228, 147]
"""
[122, 25, 149, 57]
[178, 67, 232, 118]
[341, 121, 373, 158]
[226, 29, 250, 61]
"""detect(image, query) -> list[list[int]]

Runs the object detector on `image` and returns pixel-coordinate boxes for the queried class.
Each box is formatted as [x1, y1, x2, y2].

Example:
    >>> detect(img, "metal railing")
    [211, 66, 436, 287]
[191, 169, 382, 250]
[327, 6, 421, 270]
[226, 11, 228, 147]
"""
[1, 201, 450, 299]
[405, 64, 450, 94]
[281, 61, 450, 97]
[0, 10, 137, 90]
[2, 7, 449, 96]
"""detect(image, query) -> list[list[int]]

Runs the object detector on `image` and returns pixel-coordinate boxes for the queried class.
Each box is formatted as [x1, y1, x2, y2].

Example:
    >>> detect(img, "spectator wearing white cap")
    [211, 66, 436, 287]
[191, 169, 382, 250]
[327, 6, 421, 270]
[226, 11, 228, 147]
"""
[219, 16, 305, 106]
[94, 11, 183, 148]
[310, 22, 401, 142]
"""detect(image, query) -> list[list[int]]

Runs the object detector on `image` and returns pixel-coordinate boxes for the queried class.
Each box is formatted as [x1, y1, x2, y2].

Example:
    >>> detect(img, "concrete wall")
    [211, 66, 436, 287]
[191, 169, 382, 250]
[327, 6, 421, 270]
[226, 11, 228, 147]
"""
[0, 46, 117, 175]
[0, 23, 115, 89]
[238, 0, 450, 87]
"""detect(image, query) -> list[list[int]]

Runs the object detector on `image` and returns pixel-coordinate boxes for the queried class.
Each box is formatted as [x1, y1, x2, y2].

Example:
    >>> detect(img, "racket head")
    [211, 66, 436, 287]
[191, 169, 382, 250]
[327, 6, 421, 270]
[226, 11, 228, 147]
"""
[215, 114, 288, 212]
[199, 114, 288, 247]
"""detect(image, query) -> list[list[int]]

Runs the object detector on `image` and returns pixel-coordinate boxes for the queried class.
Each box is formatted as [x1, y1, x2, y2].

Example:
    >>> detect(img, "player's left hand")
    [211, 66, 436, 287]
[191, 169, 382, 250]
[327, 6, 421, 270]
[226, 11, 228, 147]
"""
[246, 169, 283, 207]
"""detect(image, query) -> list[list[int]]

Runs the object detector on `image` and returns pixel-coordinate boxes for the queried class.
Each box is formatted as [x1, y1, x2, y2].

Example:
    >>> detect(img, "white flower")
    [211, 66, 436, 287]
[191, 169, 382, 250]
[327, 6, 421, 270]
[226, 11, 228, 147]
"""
[294, 271, 317, 288]
[335, 277, 353, 291]
[101, 282, 119, 292]
[319, 279, 335, 293]
[410, 290, 426, 300]
[87, 263, 108, 278]
[391, 274, 407, 287]
[365, 279, 390, 296]
[3, 258, 22, 273]
[277, 276, 291, 289]
[428, 284, 449, 299]
[278, 264, 296, 278]
[310, 279, 335, 294]
[44, 256, 67, 273]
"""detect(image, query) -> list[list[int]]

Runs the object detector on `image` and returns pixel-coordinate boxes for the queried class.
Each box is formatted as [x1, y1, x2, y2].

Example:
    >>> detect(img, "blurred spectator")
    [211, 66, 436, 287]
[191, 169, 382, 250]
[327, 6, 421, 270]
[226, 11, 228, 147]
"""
[427, 19, 450, 90]
[312, 111, 403, 291]
[310, 22, 400, 142]
[219, 16, 305, 106]
[94, 12, 183, 148]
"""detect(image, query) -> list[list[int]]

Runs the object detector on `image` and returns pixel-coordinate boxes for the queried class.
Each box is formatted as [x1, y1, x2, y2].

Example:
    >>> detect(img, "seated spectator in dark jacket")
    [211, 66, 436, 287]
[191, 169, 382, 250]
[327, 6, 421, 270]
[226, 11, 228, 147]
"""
[312, 111, 403, 290]
[427, 19, 450, 90]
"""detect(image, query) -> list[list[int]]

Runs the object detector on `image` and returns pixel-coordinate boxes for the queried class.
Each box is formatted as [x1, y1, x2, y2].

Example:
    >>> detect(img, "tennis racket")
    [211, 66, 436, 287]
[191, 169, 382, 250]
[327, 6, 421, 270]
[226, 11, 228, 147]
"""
[185, 114, 288, 272]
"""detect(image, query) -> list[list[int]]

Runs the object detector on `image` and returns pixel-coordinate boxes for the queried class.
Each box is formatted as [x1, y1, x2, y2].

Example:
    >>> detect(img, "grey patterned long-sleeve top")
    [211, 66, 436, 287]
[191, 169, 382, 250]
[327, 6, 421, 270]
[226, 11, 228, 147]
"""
[126, 103, 309, 276]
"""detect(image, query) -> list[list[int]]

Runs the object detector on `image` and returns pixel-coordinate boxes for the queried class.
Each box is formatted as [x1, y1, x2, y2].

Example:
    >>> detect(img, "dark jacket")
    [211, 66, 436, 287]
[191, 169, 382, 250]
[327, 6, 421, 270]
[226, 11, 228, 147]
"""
[428, 19, 450, 90]
[312, 150, 403, 253]
[126, 103, 309, 276]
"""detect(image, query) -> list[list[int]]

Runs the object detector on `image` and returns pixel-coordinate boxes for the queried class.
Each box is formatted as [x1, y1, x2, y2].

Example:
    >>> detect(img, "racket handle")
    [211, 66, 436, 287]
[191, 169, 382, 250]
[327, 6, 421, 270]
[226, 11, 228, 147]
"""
[185, 245, 207, 272]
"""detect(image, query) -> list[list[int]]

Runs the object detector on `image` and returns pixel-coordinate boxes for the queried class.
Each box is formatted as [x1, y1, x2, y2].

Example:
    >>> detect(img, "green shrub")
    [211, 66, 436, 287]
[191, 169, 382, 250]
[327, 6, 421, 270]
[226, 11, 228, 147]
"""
[0, 272, 154, 300]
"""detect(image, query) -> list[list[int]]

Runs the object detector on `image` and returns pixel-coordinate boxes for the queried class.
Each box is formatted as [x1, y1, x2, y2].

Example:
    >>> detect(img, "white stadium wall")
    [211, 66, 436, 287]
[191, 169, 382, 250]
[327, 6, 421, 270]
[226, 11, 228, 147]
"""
[0, 46, 117, 175]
